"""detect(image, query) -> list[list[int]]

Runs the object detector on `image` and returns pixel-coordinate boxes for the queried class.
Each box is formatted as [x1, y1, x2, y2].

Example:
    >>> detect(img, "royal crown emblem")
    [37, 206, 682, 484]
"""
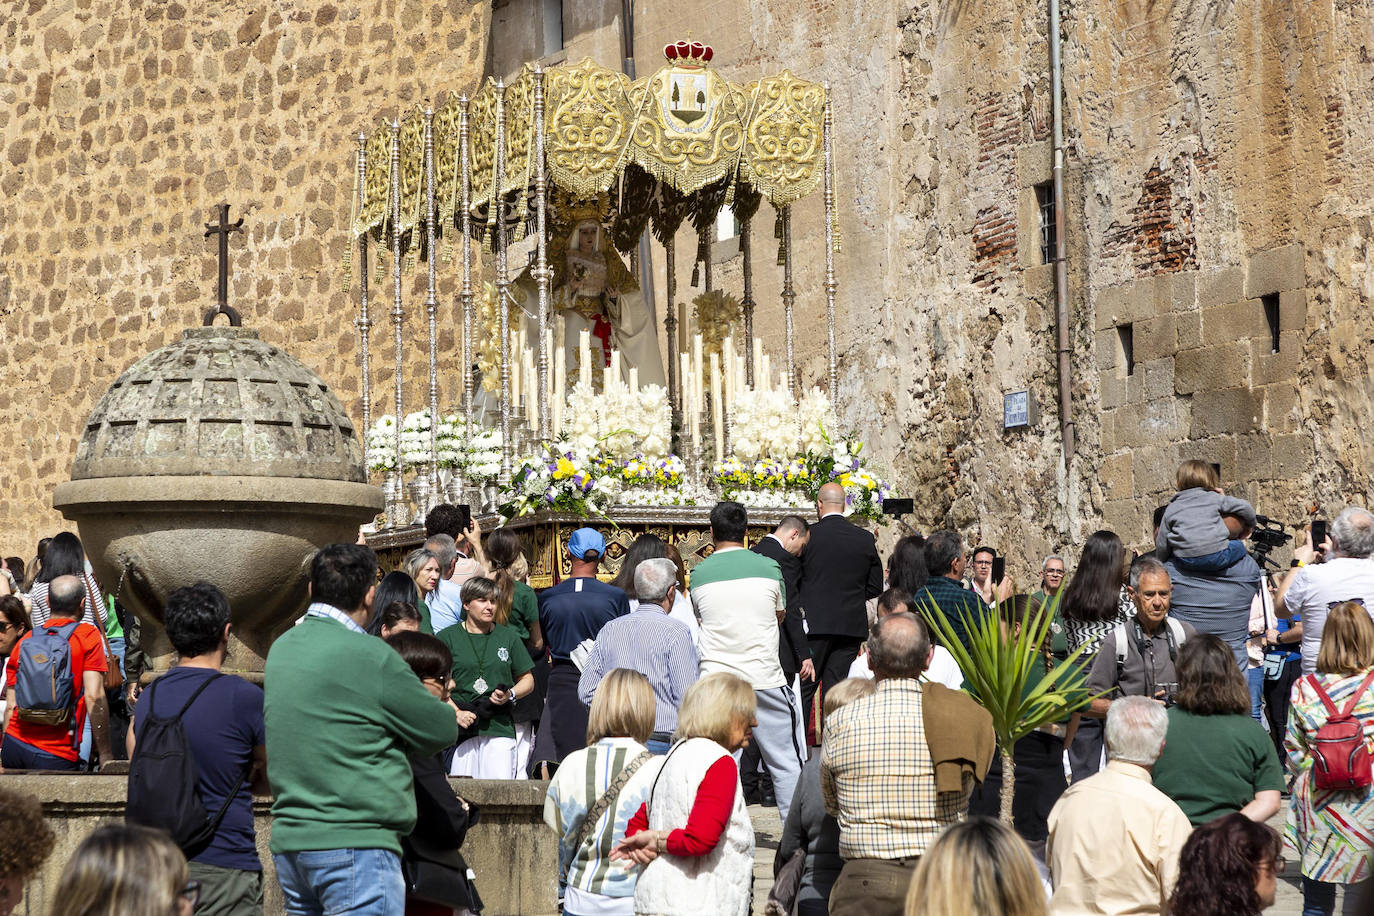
[657, 40, 719, 131]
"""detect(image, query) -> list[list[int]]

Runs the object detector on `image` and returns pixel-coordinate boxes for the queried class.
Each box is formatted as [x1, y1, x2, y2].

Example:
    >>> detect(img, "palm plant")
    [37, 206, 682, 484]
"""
[921, 593, 1103, 823]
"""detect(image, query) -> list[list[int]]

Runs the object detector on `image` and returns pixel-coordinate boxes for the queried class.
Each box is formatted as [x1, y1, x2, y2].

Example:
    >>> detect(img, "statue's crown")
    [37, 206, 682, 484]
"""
[663, 40, 713, 68]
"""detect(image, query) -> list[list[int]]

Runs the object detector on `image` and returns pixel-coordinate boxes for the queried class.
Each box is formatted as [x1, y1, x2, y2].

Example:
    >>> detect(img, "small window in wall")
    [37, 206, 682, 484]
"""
[1034, 182, 1056, 265]
[1262, 293, 1280, 353]
[541, 0, 564, 56]
[716, 208, 739, 242]
[1116, 324, 1135, 377]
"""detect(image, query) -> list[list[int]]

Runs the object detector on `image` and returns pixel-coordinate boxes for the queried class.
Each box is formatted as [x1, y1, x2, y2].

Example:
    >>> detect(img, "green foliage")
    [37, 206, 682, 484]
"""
[920, 594, 1103, 747]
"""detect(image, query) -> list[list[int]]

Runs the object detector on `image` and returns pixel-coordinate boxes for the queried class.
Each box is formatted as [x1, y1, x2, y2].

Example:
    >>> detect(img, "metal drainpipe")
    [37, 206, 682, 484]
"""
[1051, 0, 1075, 464]
[620, 0, 658, 315]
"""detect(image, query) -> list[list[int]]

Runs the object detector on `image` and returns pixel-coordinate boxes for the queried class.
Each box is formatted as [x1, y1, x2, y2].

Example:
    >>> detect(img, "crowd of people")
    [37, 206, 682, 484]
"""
[1, 462, 1373, 916]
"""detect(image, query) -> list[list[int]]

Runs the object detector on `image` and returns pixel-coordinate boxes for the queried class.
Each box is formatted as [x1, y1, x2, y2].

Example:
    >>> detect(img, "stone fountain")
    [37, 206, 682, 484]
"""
[52, 325, 384, 681]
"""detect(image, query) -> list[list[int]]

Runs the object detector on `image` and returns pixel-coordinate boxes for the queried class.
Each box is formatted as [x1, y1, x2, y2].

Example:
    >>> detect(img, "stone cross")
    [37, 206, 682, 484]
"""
[203, 202, 244, 327]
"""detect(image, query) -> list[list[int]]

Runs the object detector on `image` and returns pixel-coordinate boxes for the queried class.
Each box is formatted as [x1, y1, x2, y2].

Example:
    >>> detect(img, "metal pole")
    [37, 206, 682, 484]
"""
[823, 95, 839, 404]
[495, 81, 513, 483]
[665, 235, 680, 438]
[459, 98, 474, 430]
[740, 216, 755, 386]
[781, 205, 796, 396]
[389, 119, 406, 523]
[533, 66, 551, 441]
[1051, 0, 1075, 464]
[354, 133, 373, 474]
[424, 106, 440, 510]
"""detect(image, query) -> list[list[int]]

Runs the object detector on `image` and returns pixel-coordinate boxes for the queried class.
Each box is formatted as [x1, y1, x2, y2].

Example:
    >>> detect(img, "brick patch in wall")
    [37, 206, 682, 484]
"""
[1103, 152, 1213, 276]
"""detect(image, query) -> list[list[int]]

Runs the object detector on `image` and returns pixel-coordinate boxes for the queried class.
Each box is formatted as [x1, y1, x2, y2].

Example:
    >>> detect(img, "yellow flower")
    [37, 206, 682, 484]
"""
[554, 457, 576, 480]
[839, 472, 853, 487]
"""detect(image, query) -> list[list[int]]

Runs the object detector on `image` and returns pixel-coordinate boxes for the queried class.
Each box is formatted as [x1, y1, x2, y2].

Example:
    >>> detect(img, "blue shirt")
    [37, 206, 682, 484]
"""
[576, 606, 699, 733]
[134, 667, 265, 871]
[538, 577, 630, 661]
[915, 576, 990, 651]
[1268, 611, 1302, 662]
[426, 579, 466, 634]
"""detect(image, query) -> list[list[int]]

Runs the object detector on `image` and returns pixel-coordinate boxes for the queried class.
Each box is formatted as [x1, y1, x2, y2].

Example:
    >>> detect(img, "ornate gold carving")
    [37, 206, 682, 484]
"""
[545, 58, 635, 200]
[355, 120, 394, 237]
[740, 72, 827, 206]
[468, 80, 498, 226]
[398, 107, 426, 237]
[434, 95, 463, 230]
[626, 65, 745, 196]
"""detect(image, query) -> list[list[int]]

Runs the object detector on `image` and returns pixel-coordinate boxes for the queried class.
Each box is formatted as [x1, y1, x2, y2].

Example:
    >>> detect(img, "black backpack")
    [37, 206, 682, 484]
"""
[126, 674, 246, 857]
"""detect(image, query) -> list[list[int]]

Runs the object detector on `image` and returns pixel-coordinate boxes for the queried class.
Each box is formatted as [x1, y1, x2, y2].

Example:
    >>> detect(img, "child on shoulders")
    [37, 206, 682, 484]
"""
[1155, 459, 1256, 573]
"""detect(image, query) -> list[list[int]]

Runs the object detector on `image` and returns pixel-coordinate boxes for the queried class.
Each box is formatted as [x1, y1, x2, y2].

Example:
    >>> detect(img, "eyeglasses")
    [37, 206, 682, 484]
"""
[1261, 856, 1286, 874]
[1327, 598, 1367, 610]
[423, 676, 451, 698]
[179, 880, 202, 906]
[1044, 568, 1065, 576]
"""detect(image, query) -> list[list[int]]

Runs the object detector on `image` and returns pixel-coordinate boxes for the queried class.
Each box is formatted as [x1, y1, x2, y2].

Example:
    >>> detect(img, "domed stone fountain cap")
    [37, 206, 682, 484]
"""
[53, 326, 384, 681]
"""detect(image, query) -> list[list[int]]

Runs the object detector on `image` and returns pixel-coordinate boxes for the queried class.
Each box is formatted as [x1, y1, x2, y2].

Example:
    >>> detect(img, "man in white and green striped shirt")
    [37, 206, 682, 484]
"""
[691, 501, 807, 821]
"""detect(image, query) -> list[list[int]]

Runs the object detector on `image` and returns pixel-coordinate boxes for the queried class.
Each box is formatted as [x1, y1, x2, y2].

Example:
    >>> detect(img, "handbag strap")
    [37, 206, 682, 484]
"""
[572, 749, 653, 858]
[1307, 669, 1374, 719]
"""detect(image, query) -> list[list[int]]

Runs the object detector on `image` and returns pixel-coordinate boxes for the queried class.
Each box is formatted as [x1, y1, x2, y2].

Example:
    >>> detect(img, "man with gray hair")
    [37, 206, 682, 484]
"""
[421, 533, 465, 633]
[1083, 556, 1196, 717]
[1031, 554, 1069, 660]
[822, 613, 993, 916]
[1276, 506, 1374, 675]
[1047, 696, 1192, 915]
[577, 557, 698, 754]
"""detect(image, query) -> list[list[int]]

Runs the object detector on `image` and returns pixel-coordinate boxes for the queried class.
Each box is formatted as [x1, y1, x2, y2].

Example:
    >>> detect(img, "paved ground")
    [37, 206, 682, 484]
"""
[744, 800, 1345, 915]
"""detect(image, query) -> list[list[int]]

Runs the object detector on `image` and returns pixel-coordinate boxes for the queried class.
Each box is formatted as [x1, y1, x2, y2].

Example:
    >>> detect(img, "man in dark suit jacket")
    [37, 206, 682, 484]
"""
[743, 515, 814, 802]
[798, 482, 884, 735]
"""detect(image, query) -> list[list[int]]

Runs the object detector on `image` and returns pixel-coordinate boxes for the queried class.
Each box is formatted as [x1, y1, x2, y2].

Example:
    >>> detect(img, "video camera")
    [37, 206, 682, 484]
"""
[1248, 515, 1292, 571]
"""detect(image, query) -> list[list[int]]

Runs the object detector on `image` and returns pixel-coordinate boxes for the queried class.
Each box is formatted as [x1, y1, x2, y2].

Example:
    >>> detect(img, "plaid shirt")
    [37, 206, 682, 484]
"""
[820, 678, 970, 860]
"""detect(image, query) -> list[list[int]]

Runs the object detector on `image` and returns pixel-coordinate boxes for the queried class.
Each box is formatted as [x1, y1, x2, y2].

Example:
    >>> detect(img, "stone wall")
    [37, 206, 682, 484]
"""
[3, 773, 558, 916]
[0, 0, 491, 554]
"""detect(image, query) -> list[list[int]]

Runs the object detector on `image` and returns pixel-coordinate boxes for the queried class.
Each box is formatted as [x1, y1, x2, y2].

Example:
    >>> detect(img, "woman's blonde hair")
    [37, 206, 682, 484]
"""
[1176, 459, 1220, 491]
[51, 823, 187, 916]
[674, 672, 756, 746]
[823, 677, 876, 719]
[587, 668, 657, 744]
[905, 817, 1047, 916]
[403, 548, 439, 591]
[1317, 601, 1374, 677]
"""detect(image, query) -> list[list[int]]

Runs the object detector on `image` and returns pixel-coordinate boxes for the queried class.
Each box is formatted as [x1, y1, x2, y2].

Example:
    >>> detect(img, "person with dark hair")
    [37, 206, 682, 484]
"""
[0, 596, 30, 728]
[797, 482, 884, 733]
[378, 601, 423, 639]
[440, 576, 535, 779]
[486, 527, 545, 776]
[0, 786, 56, 915]
[1, 557, 24, 590]
[385, 631, 482, 916]
[914, 530, 991, 654]
[968, 546, 997, 605]
[22, 537, 49, 592]
[425, 503, 488, 588]
[692, 502, 805, 821]
[848, 588, 963, 689]
[1059, 530, 1132, 781]
[265, 543, 456, 915]
[886, 535, 928, 597]
[1169, 813, 1282, 916]
[28, 531, 105, 629]
[129, 582, 270, 915]
[2, 575, 113, 771]
[371, 571, 427, 636]
[534, 528, 630, 767]
[1150, 634, 1283, 826]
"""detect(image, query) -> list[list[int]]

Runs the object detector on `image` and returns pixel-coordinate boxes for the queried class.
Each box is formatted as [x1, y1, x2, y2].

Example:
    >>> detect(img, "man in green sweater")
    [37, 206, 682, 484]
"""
[265, 543, 457, 915]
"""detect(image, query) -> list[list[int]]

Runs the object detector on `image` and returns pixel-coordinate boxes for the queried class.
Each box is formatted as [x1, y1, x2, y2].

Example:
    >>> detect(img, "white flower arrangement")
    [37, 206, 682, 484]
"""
[366, 410, 504, 481]
[562, 380, 671, 460]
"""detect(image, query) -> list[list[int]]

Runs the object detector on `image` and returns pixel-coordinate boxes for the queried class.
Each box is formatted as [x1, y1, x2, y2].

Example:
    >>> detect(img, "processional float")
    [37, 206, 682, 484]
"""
[350, 42, 881, 582]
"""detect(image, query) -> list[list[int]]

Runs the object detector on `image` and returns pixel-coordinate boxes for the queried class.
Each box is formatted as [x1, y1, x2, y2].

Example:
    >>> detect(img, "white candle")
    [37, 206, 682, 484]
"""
[553, 346, 565, 436]
[691, 382, 701, 451]
[761, 353, 771, 392]
[722, 337, 735, 404]
[753, 338, 764, 389]
[710, 352, 723, 460]
[579, 330, 591, 390]
[524, 350, 536, 417]
[610, 349, 622, 386]
[692, 334, 704, 415]
[629, 367, 639, 393]
[509, 336, 520, 406]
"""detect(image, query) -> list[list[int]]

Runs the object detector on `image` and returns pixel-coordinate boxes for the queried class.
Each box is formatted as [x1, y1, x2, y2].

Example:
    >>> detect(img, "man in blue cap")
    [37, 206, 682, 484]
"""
[533, 528, 630, 767]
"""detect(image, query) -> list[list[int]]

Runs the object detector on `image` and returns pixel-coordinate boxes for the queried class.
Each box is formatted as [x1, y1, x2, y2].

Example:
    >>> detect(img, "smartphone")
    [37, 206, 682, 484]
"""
[991, 556, 1006, 585]
[882, 498, 914, 516]
[1311, 519, 1327, 550]
[458, 503, 473, 534]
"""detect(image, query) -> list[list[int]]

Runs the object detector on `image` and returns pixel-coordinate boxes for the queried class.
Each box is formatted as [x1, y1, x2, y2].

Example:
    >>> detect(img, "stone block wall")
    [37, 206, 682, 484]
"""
[0, 0, 490, 554]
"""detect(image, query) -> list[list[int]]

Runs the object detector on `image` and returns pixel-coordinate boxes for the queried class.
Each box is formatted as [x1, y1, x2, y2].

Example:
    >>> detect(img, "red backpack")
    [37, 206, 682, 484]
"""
[1306, 669, 1374, 792]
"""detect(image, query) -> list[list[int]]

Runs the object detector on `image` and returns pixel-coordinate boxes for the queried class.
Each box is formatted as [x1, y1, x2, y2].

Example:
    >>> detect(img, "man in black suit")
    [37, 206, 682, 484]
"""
[742, 515, 814, 801]
[798, 482, 884, 737]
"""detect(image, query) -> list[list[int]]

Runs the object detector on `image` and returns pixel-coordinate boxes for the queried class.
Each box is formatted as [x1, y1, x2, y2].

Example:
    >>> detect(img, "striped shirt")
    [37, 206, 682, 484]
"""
[543, 737, 665, 900]
[821, 678, 970, 859]
[577, 605, 699, 734]
[690, 546, 786, 690]
[305, 602, 367, 635]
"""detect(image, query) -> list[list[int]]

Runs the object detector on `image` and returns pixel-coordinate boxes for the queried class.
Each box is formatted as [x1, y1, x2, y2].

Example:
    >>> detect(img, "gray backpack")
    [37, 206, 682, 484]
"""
[13, 622, 81, 736]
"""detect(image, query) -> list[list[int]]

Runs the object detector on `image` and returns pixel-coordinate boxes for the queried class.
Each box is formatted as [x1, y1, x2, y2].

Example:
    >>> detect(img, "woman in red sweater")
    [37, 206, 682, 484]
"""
[610, 672, 758, 916]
